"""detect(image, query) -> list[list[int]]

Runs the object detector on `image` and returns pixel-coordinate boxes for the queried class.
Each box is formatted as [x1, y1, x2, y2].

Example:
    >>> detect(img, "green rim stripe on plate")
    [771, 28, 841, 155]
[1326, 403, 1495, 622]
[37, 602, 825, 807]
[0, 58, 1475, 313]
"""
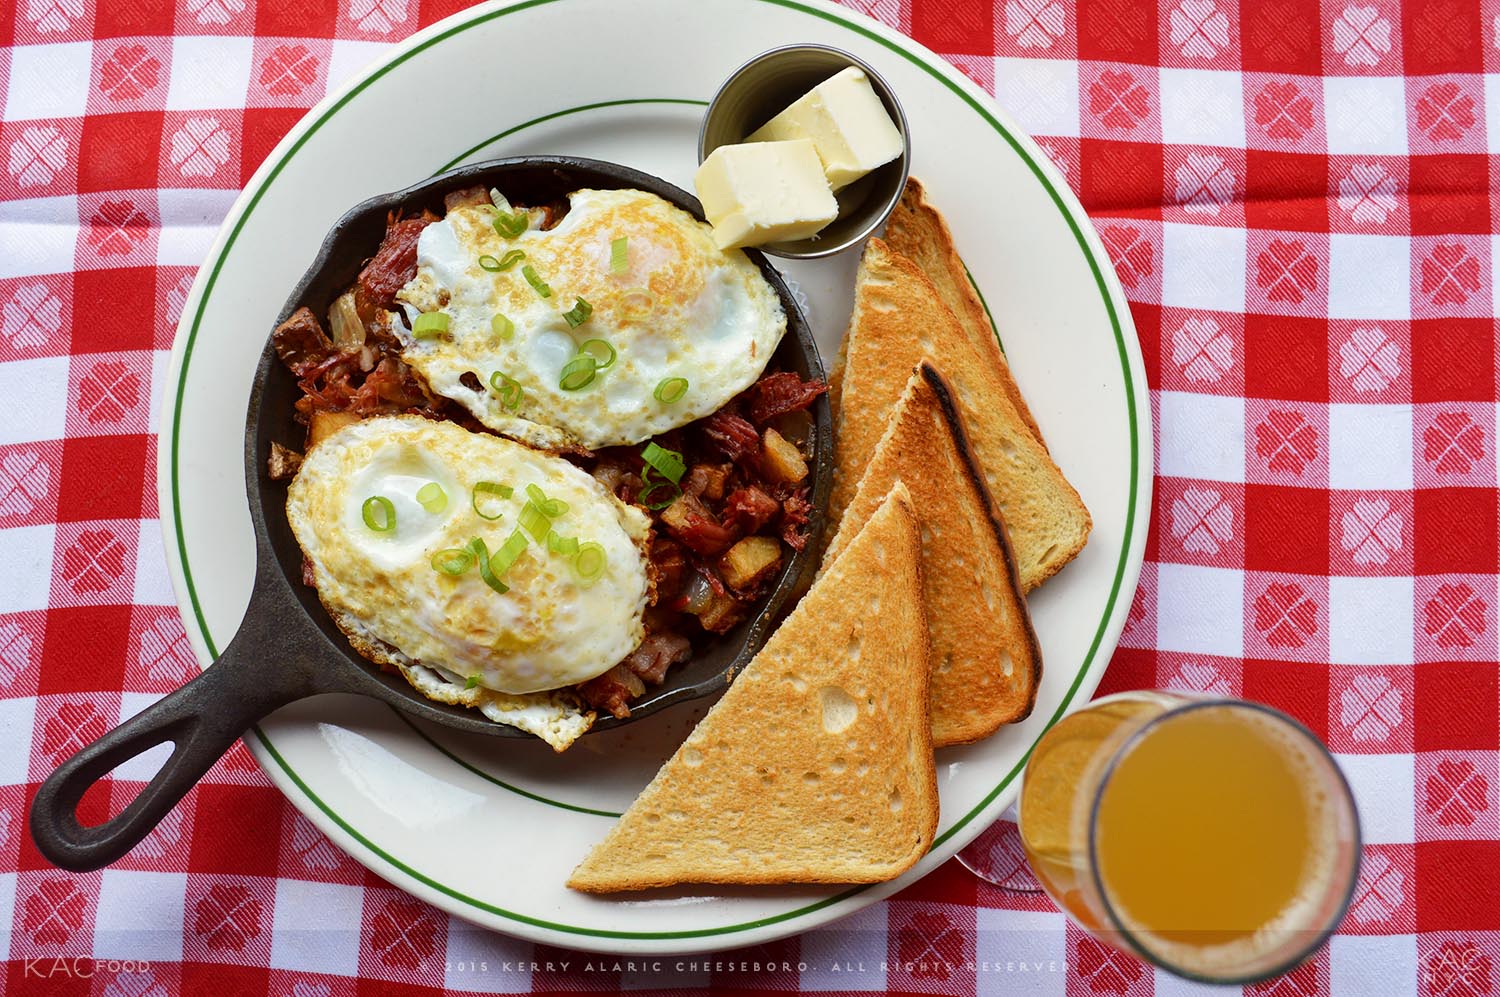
[170, 0, 1141, 940]
[435, 97, 709, 175]
[393, 712, 622, 818]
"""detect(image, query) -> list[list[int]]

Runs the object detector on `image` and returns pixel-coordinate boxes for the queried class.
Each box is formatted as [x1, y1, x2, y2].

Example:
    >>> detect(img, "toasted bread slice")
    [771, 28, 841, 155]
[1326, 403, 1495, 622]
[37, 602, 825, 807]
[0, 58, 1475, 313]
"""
[884, 177, 1046, 447]
[825, 364, 1042, 744]
[568, 485, 936, 892]
[831, 238, 1090, 590]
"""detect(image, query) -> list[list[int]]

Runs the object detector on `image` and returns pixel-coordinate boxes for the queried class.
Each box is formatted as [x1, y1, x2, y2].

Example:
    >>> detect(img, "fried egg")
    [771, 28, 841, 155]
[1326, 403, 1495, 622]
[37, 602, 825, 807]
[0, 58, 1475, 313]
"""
[286, 415, 651, 705]
[395, 188, 786, 451]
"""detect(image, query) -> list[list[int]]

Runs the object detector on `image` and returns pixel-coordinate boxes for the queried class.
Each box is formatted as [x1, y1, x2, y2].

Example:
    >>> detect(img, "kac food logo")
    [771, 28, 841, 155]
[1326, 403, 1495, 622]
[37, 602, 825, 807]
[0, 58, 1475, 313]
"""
[23, 958, 152, 980]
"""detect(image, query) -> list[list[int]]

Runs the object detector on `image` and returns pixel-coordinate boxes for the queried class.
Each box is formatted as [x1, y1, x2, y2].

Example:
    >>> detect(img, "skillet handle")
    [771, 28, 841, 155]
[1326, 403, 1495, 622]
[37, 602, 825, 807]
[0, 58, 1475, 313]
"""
[29, 620, 323, 871]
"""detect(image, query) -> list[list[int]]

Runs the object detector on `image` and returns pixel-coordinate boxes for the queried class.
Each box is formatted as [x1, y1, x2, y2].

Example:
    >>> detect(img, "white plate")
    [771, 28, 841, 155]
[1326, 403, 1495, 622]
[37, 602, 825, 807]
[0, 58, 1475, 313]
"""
[158, 0, 1151, 954]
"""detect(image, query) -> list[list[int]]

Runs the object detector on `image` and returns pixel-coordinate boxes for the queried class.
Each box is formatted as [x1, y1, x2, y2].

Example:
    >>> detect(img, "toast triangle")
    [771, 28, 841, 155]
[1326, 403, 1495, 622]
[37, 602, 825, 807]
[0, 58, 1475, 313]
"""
[883, 177, 1047, 447]
[825, 364, 1042, 745]
[568, 484, 937, 892]
[832, 238, 1090, 591]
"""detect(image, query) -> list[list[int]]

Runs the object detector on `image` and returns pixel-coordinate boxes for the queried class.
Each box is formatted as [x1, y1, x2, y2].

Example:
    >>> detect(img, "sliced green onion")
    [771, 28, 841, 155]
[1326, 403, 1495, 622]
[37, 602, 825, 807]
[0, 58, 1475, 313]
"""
[547, 531, 579, 555]
[562, 297, 593, 328]
[620, 287, 654, 319]
[489, 370, 522, 411]
[638, 478, 681, 511]
[465, 674, 481, 690]
[412, 312, 449, 339]
[518, 501, 551, 543]
[431, 547, 473, 575]
[416, 482, 448, 514]
[610, 236, 629, 274]
[472, 481, 512, 520]
[526, 483, 568, 518]
[579, 338, 615, 370]
[467, 537, 508, 594]
[362, 496, 395, 532]
[654, 376, 689, 403]
[495, 249, 526, 270]
[477, 254, 503, 272]
[492, 530, 529, 575]
[492, 209, 528, 239]
[522, 263, 552, 298]
[558, 354, 597, 391]
[641, 442, 686, 484]
[574, 541, 607, 583]
[490, 313, 514, 341]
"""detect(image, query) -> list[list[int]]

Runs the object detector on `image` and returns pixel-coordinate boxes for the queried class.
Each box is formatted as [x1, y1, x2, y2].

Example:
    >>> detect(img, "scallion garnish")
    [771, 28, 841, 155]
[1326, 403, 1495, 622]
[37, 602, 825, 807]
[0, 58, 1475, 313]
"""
[495, 249, 525, 270]
[522, 263, 552, 298]
[654, 376, 689, 403]
[467, 536, 508, 594]
[492, 530, 529, 575]
[547, 531, 580, 555]
[491, 313, 514, 341]
[579, 339, 615, 370]
[489, 370, 522, 411]
[638, 475, 681, 511]
[559, 354, 597, 391]
[431, 547, 474, 575]
[525, 483, 568, 518]
[416, 482, 448, 514]
[641, 442, 686, 484]
[466, 674, 481, 690]
[610, 237, 629, 274]
[518, 501, 551, 543]
[492, 210, 528, 239]
[472, 481, 512, 520]
[362, 495, 395, 532]
[477, 255, 503, 272]
[574, 541, 607, 583]
[412, 312, 449, 339]
[562, 297, 593, 328]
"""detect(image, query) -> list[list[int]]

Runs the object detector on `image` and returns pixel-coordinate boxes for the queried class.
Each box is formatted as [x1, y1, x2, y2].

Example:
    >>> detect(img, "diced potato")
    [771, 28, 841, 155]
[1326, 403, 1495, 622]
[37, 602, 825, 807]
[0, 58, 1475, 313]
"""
[660, 493, 696, 532]
[697, 589, 742, 633]
[687, 463, 731, 501]
[761, 427, 809, 484]
[720, 536, 783, 591]
[309, 409, 359, 446]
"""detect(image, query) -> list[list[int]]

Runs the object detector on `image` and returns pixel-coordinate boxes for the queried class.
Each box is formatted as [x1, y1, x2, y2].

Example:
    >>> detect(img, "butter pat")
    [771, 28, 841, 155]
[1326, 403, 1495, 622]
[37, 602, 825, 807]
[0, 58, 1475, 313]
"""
[747, 67, 902, 191]
[694, 139, 839, 249]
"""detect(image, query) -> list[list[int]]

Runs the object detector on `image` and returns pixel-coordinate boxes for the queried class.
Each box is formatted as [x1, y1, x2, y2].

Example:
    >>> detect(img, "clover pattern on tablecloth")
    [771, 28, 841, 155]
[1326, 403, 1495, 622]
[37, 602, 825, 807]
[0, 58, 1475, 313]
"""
[1169, 0, 1230, 59]
[1424, 940, 1492, 997]
[1339, 673, 1403, 741]
[1101, 225, 1153, 289]
[1423, 583, 1486, 649]
[1341, 497, 1402, 564]
[1349, 849, 1404, 924]
[0, 620, 33, 687]
[100, 45, 162, 102]
[1255, 582, 1320, 648]
[261, 46, 321, 97]
[1006, 0, 1066, 48]
[370, 895, 442, 969]
[1337, 164, 1399, 225]
[1339, 327, 1401, 392]
[1256, 410, 1320, 475]
[195, 883, 264, 950]
[1171, 487, 1233, 554]
[1255, 81, 1315, 141]
[1424, 759, 1488, 826]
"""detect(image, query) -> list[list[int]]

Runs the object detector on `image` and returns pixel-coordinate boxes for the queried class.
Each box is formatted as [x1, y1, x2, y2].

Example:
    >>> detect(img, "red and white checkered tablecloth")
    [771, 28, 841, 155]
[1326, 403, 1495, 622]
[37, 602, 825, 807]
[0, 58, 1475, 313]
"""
[2, 0, 1497, 993]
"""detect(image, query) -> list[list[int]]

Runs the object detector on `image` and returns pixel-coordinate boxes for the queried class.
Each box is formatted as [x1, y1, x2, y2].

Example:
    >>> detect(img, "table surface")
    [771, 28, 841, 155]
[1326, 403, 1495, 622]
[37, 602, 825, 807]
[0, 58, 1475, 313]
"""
[1, 0, 1497, 993]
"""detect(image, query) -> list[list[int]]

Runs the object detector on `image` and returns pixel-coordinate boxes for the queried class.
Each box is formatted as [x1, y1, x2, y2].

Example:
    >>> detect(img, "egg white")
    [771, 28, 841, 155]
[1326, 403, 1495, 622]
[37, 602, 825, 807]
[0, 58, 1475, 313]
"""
[395, 188, 786, 451]
[286, 415, 651, 697]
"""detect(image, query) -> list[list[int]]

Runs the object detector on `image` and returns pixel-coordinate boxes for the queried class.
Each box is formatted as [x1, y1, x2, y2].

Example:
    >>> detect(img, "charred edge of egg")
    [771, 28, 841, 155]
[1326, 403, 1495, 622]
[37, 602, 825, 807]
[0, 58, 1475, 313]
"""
[330, 605, 596, 752]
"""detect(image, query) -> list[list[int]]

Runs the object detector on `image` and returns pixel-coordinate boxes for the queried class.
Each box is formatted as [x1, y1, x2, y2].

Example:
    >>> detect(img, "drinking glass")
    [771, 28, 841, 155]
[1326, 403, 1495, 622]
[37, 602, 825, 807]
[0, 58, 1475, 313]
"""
[1015, 692, 1361, 984]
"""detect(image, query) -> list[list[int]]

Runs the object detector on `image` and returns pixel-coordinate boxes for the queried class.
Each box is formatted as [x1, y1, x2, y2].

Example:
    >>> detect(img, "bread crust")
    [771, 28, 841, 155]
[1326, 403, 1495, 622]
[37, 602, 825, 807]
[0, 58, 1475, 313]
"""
[883, 176, 1047, 447]
[832, 238, 1091, 591]
[825, 364, 1043, 744]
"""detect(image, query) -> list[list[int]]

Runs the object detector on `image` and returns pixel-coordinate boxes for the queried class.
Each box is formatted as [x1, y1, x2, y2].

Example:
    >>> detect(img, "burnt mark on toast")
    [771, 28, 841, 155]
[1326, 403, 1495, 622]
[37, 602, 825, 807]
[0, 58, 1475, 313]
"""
[917, 362, 1044, 723]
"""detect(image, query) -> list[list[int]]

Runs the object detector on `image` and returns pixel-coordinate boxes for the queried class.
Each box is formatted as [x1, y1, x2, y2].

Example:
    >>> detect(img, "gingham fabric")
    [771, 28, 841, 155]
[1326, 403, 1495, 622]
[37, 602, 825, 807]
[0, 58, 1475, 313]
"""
[1, 0, 1496, 993]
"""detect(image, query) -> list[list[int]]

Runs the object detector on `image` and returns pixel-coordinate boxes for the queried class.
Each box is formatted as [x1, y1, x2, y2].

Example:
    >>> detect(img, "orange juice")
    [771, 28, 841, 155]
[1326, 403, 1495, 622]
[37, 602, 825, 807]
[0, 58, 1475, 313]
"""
[1019, 694, 1359, 982]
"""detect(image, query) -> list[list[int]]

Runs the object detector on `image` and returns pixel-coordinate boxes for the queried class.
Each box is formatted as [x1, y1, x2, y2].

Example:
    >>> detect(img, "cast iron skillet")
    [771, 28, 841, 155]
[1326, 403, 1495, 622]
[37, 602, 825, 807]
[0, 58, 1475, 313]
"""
[30, 156, 832, 872]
